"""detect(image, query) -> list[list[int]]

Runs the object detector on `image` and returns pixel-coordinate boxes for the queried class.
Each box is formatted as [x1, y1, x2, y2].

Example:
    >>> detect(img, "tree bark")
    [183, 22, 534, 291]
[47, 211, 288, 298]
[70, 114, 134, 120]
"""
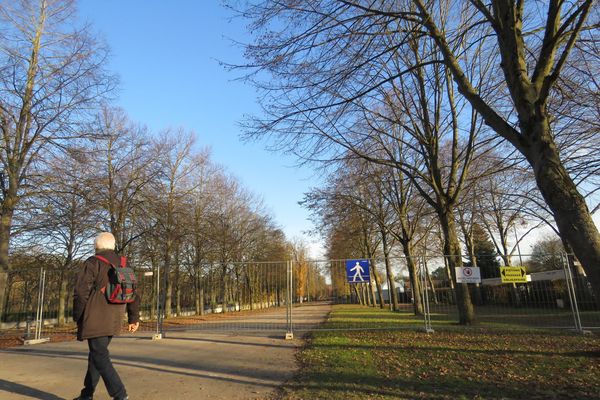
[165, 275, 172, 318]
[424, 261, 439, 305]
[401, 242, 423, 315]
[421, 0, 600, 304]
[363, 284, 372, 306]
[369, 276, 378, 307]
[0, 192, 16, 322]
[0, 271, 8, 322]
[164, 233, 173, 318]
[58, 278, 68, 326]
[221, 263, 228, 313]
[524, 131, 600, 304]
[439, 210, 475, 324]
[370, 261, 385, 309]
[174, 249, 181, 316]
[381, 228, 399, 311]
[466, 254, 482, 306]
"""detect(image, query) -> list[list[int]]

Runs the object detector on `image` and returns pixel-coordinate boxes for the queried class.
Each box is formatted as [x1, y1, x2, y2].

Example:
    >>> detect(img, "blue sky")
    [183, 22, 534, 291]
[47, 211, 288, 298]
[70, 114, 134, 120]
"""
[78, 0, 324, 254]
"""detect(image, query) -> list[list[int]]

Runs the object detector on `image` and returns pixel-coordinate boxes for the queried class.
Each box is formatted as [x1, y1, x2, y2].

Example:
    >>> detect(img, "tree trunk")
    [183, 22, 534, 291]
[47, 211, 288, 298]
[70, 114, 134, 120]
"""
[221, 264, 228, 313]
[163, 235, 173, 318]
[176, 286, 181, 316]
[439, 210, 475, 324]
[401, 242, 423, 315]
[6, 274, 14, 323]
[0, 197, 16, 322]
[195, 272, 204, 316]
[353, 285, 362, 305]
[363, 284, 371, 306]
[381, 228, 398, 311]
[165, 275, 172, 318]
[0, 271, 8, 322]
[561, 237, 593, 305]
[494, 3, 600, 305]
[236, 268, 243, 311]
[58, 278, 68, 326]
[467, 254, 482, 306]
[175, 251, 181, 316]
[369, 278, 377, 307]
[210, 275, 217, 312]
[424, 261, 439, 305]
[439, 229, 455, 291]
[370, 261, 385, 309]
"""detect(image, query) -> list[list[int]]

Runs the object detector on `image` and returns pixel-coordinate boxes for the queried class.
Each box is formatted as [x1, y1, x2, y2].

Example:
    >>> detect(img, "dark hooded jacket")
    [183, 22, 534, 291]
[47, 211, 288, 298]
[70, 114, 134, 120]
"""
[73, 250, 140, 341]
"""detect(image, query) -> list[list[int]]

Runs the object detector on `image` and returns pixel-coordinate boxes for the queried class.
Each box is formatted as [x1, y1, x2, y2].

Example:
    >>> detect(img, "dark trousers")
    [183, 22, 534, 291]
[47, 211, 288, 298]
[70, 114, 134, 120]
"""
[80, 336, 126, 399]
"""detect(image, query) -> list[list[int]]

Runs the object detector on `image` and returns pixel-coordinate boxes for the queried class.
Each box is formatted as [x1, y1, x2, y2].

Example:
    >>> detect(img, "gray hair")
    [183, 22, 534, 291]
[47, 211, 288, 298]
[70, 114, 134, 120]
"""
[94, 232, 116, 251]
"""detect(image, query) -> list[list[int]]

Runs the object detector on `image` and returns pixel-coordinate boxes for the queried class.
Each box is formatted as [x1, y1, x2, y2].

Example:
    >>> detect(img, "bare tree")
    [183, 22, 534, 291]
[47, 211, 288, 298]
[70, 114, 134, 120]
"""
[23, 151, 95, 325]
[291, 238, 309, 303]
[474, 166, 539, 267]
[151, 130, 206, 317]
[184, 160, 219, 315]
[0, 0, 113, 319]
[87, 107, 159, 253]
[205, 171, 270, 313]
[231, 0, 600, 307]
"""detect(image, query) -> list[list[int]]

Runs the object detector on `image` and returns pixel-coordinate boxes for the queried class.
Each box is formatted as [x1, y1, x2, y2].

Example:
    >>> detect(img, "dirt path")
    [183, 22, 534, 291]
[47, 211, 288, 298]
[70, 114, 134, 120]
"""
[0, 303, 331, 400]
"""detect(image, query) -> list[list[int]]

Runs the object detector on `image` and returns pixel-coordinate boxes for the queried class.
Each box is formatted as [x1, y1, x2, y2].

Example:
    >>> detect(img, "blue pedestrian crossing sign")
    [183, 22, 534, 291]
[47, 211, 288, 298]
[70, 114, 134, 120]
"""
[346, 259, 371, 283]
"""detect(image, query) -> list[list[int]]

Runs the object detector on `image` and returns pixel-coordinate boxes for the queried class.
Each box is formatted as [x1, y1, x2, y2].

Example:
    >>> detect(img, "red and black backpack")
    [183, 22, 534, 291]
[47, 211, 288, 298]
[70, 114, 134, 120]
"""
[95, 255, 137, 304]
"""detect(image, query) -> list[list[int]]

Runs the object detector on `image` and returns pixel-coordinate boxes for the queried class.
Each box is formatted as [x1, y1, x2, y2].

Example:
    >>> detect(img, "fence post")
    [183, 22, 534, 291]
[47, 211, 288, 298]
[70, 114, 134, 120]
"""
[39, 269, 46, 339]
[153, 263, 163, 340]
[562, 253, 584, 334]
[420, 256, 434, 333]
[24, 268, 49, 345]
[35, 268, 43, 340]
[285, 260, 294, 340]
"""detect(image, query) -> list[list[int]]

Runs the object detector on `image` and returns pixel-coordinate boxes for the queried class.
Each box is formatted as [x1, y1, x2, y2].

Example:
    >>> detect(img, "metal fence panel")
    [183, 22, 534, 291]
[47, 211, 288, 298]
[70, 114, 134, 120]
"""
[300, 258, 426, 332]
[421, 254, 600, 332]
[1, 267, 78, 343]
[154, 261, 291, 334]
[2, 253, 599, 348]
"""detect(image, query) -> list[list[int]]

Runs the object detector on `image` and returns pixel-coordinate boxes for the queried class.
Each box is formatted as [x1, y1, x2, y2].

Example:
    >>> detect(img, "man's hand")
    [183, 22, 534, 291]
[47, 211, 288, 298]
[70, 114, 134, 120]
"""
[128, 322, 139, 333]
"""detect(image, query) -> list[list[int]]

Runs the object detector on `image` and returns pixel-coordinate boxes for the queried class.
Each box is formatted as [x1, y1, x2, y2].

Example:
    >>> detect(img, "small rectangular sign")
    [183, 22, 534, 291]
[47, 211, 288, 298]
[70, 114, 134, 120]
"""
[143, 271, 154, 276]
[346, 259, 371, 283]
[500, 266, 528, 283]
[455, 267, 481, 284]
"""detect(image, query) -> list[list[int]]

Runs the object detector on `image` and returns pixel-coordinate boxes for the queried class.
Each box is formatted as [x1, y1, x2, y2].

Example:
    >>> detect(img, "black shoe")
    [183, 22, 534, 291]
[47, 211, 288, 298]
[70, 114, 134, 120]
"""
[73, 396, 93, 400]
[113, 396, 128, 400]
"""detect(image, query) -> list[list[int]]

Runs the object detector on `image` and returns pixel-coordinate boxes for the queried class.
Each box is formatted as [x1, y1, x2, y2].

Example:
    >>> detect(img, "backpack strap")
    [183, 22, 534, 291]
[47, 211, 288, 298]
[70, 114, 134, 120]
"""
[95, 255, 114, 267]
[93, 255, 114, 294]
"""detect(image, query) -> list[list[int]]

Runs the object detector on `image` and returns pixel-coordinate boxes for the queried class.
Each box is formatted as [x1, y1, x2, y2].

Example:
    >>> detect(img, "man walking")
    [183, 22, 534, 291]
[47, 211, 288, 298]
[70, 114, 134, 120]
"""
[73, 232, 140, 400]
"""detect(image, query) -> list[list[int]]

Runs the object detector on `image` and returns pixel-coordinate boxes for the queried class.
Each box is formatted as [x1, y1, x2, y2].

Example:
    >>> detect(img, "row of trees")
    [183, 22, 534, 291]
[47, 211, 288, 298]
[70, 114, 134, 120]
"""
[0, 0, 326, 324]
[233, 0, 600, 323]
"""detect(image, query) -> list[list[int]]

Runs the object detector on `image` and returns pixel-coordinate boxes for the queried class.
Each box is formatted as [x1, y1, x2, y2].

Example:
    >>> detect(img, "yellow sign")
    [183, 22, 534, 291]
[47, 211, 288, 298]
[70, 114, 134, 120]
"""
[500, 266, 528, 283]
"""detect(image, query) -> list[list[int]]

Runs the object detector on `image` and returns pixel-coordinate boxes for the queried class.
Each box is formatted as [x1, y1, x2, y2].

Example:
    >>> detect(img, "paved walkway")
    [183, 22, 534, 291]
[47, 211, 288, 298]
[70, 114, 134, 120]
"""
[0, 303, 332, 400]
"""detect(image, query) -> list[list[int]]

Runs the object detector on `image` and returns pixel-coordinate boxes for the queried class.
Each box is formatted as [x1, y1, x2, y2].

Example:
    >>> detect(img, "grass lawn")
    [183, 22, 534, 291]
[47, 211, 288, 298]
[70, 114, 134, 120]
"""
[279, 304, 600, 399]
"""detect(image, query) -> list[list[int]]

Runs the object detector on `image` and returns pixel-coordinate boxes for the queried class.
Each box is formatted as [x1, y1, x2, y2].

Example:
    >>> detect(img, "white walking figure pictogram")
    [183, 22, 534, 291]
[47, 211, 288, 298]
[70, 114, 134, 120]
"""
[350, 262, 365, 282]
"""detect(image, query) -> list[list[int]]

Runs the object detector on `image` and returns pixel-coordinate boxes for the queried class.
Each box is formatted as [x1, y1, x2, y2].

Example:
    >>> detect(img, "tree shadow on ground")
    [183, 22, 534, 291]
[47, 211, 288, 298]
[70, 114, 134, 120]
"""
[288, 370, 599, 399]
[6, 346, 287, 387]
[0, 378, 64, 400]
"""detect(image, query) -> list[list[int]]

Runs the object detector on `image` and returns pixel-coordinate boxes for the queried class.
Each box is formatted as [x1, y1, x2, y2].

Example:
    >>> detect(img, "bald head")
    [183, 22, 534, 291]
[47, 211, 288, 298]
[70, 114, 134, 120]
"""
[94, 232, 116, 252]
